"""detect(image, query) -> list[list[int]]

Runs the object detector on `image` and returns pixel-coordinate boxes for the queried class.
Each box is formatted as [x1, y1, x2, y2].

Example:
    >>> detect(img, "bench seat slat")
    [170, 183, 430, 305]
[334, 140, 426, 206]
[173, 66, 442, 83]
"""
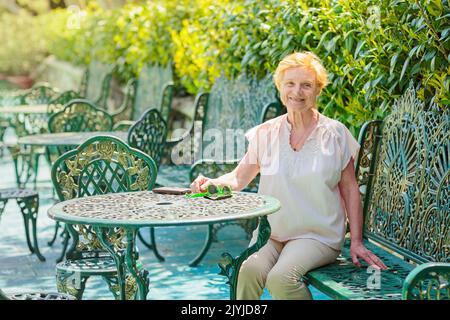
[304, 238, 415, 300]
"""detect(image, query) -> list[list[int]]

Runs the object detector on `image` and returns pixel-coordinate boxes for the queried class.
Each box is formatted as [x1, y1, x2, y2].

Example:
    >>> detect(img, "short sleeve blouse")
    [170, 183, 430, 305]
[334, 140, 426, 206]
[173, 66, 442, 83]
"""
[244, 113, 360, 250]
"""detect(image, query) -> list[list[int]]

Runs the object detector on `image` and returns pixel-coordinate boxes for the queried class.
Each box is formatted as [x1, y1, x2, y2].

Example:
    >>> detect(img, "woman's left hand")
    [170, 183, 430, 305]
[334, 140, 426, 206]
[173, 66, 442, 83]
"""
[350, 241, 388, 270]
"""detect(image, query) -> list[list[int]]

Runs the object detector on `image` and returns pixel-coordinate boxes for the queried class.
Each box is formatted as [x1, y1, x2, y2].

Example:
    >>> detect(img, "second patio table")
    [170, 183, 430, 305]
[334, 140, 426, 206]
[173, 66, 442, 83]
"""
[18, 131, 128, 147]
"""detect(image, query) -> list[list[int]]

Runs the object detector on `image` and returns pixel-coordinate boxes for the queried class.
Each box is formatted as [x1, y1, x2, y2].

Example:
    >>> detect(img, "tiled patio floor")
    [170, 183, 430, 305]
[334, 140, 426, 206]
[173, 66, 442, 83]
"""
[0, 138, 329, 300]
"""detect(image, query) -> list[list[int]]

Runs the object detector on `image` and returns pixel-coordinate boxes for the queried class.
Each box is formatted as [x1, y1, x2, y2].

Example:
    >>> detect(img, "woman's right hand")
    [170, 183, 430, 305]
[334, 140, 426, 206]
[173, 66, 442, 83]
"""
[190, 174, 211, 193]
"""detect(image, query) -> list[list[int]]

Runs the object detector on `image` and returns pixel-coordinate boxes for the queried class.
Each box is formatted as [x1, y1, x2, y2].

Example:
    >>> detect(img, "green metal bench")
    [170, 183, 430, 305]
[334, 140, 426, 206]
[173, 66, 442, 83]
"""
[156, 73, 283, 189]
[51, 135, 158, 299]
[302, 85, 449, 300]
[155, 73, 283, 265]
[77, 60, 114, 111]
[112, 63, 174, 127]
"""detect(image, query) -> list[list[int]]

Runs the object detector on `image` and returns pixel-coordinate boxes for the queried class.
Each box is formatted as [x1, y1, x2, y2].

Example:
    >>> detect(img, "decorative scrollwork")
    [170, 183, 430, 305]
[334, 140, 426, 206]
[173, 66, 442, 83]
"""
[218, 216, 271, 300]
[48, 99, 113, 134]
[364, 85, 449, 263]
[128, 109, 167, 168]
[51, 136, 158, 300]
[403, 263, 449, 300]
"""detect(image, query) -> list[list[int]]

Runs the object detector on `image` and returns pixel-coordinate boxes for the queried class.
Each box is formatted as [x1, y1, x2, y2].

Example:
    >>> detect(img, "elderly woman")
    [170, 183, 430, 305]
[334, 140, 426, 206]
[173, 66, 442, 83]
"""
[190, 51, 387, 300]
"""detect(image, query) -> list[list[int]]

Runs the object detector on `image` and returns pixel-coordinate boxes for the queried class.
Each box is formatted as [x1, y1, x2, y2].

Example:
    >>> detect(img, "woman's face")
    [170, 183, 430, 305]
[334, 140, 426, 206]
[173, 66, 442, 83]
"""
[280, 67, 320, 112]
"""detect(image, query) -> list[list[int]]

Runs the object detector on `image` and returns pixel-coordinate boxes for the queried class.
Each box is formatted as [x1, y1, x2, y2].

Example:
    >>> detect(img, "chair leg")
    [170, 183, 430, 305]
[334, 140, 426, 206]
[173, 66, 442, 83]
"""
[16, 195, 45, 262]
[8, 147, 34, 189]
[0, 199, 7, 222]
[103, 274, 138, 300]
[137, 227, 165, 262]
[48, 221, 61, 246]
[56, 269, 88, 300]
[32, 152, 40, 189]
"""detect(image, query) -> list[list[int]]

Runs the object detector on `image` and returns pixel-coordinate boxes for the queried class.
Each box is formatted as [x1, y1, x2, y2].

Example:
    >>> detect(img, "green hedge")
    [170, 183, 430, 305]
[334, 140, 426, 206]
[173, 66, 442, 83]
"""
[171, 0, 450, 131]
[1, 0, 448, 131]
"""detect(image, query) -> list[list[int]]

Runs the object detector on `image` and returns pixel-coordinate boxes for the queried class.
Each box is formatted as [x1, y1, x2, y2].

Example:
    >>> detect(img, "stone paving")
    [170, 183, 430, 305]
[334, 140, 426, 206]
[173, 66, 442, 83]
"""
[0, 136, 328, 300]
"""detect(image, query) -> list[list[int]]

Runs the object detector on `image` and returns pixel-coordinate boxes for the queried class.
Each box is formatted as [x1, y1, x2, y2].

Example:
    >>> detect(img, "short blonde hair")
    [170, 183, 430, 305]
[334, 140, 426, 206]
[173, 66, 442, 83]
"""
[273, 51, 329, 92]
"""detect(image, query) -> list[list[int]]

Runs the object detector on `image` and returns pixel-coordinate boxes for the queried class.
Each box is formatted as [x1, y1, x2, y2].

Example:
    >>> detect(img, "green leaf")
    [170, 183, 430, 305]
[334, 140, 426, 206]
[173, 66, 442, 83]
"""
[354, 40, 365, 59]
[400, 57, 410, 81]
[317, 30, 332, 49]
[390, 52, 399, 76]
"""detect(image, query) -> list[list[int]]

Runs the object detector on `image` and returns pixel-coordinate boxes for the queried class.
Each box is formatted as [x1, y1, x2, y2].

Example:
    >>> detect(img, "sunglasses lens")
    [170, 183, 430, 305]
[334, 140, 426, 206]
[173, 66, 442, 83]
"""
[207, 184, 218, 194]
[223, 186, 231, 194]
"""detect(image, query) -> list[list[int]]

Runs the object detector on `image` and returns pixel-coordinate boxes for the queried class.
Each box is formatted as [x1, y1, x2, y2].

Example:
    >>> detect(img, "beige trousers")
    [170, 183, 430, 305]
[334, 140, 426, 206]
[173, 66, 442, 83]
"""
[237, 237, 340, 300]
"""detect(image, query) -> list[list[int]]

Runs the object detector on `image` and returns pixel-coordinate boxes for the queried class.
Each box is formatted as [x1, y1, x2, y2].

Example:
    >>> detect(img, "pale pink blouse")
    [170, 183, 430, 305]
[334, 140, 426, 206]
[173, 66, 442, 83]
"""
[244, 113, 360, 250]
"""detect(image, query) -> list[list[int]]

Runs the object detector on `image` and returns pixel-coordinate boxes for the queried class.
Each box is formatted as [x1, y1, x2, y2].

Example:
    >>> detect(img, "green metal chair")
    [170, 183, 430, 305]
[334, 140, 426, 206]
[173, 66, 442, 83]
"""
[5, 89, 82, 188]
[127, 109, 168, 169]
[20, 85, 60, 105]
[48, 99, 113, 134]
[46, 99, 113, 255]
[0, 188, 45, 262]
[0, 82, 58, 107]
[51, 135, 158, 299]
[112, 63, 174, 126]
[46, 90, 81, 114]
[127, 108, 168, 261]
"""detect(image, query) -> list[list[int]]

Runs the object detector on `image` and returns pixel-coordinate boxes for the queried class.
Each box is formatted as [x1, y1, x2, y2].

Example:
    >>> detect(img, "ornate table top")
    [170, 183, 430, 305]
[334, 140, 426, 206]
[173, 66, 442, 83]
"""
[0, 104, 52, 114]
[18, 131, 128, 147]
[47, 191, 280, 228]
[0, 188, 38, 200]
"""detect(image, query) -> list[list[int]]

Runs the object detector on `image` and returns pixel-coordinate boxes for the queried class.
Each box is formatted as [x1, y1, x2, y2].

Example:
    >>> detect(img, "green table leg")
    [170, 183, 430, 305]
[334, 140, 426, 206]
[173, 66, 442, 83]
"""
[189, 224, 213, 267]
[95, 226, 149, 300]
[218, 216, 271, 300]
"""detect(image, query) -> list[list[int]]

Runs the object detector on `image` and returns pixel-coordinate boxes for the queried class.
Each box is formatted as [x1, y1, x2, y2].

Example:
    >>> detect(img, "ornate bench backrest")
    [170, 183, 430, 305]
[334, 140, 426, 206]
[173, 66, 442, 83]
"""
[80, 61, 114, 109]
[132, 63, 174, 121]
[202, 73, 282, 161]
[360, 85, 449, 264]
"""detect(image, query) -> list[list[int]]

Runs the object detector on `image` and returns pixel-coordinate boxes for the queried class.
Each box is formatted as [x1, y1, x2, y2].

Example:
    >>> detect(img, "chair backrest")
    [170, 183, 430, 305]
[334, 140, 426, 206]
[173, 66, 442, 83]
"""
[132, 63, 174, 121]
[20, 85, 60, 105]
[201, 73, 282, 161]
[79, 61, 114, 109]
[127, 108, 167, 169]
[5, 85, 62, 137]
[51, 135, 158, 258]
[356, 85, 449, 264]
[47, 90, 82, 114]
[48, 99, 113, 133]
